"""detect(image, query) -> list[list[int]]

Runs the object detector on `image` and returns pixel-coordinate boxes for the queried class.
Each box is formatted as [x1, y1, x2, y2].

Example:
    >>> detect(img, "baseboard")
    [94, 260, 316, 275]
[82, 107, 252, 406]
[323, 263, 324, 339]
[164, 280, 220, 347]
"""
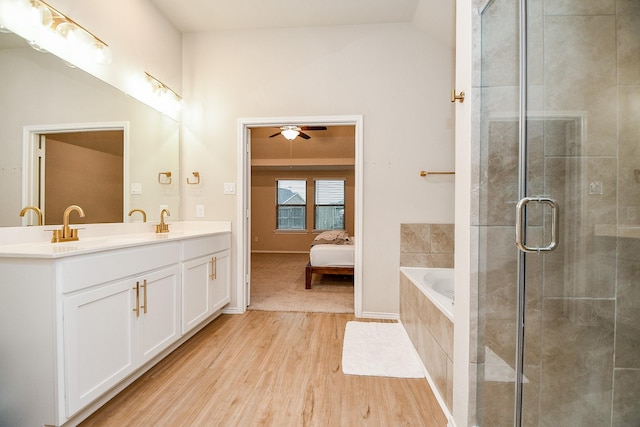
[251, 250, 309, 254]
[358, 311, 399, 320]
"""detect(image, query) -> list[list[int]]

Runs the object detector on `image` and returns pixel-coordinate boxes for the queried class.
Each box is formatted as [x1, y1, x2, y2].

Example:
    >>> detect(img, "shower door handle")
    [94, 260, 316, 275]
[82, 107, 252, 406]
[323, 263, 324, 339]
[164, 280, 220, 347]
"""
[515, 197, 559, 253]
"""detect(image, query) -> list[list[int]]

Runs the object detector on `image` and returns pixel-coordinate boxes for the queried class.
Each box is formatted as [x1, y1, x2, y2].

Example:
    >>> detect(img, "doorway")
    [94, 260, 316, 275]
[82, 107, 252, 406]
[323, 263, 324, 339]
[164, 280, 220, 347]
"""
[237, 116, 364, 316]
[23, 123, 127, 225]
[250, 125, 355, 312]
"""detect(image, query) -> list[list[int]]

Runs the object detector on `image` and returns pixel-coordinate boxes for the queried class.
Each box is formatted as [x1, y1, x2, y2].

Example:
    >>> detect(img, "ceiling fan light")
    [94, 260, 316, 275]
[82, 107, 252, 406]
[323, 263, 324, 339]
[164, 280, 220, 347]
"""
[281, 128, 300, 140]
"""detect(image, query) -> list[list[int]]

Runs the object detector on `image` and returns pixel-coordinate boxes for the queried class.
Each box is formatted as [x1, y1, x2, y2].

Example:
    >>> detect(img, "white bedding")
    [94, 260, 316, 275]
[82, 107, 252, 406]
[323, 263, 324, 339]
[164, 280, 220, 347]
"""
[310, 244, 355, 267]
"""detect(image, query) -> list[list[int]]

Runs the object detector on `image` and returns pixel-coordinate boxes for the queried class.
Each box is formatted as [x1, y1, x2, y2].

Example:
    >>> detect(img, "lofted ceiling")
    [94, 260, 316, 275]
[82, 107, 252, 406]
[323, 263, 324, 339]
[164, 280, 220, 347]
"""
[150, 0, 421, 33]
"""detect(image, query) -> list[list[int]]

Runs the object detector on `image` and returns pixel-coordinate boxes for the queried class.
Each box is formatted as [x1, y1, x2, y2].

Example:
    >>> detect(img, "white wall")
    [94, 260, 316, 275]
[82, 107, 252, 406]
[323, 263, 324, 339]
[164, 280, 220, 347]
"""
[181, 23, 455, 316]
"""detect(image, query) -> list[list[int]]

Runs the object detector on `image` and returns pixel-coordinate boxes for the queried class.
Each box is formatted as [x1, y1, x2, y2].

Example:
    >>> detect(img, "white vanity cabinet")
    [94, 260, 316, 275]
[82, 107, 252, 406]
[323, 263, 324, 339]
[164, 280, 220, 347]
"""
[61, 243, 181, 417]
[181, 233, 231, 334]
[0, 223, 232, 427]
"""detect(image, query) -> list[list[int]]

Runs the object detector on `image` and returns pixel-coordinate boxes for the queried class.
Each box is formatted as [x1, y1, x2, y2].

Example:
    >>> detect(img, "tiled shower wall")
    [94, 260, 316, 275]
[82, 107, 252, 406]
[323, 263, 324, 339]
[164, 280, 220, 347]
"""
[472, 0, 640, 426]
[399, 224, 454, 268]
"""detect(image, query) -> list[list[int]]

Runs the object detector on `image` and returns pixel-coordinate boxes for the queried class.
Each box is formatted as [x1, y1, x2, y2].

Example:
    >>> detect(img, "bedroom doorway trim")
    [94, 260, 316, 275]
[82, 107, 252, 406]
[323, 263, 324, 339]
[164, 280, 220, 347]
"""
[237, 115, 364, 317]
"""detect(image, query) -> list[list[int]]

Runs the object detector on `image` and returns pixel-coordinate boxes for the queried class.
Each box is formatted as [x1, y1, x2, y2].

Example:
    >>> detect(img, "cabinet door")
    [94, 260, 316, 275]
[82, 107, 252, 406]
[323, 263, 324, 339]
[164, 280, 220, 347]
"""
[137, 266, 180, 365]
[63, 279, 136, 417]
[210, 250, 231, 312]
[182, 255, 211, 334]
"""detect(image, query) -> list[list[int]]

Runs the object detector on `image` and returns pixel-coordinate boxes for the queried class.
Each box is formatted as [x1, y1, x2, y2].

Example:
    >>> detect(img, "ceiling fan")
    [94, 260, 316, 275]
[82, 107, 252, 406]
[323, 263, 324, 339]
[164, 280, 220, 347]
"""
[269, 125, 328, 140]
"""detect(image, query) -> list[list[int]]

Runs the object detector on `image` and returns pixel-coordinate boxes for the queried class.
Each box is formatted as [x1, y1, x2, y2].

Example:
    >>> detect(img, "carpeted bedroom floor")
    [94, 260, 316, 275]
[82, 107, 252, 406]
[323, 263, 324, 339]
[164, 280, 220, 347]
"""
[249, 253, 354, 313]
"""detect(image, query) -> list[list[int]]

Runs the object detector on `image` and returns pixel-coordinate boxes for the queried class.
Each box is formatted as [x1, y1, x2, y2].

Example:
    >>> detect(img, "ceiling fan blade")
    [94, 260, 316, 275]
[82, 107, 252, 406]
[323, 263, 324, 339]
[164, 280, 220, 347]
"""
[269, 132, 281, 138]
[300, 126, 327, 131]
[299, 132, 311, 139]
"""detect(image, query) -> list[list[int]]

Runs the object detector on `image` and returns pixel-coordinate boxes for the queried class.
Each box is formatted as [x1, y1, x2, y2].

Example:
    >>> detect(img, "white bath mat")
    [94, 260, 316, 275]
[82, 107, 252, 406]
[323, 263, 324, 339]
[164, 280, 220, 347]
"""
[342, 321, 425, 378]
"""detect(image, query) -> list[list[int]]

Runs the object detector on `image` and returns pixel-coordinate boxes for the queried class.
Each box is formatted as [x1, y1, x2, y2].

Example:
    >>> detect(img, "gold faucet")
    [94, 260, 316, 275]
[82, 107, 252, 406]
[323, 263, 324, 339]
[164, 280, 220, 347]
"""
[51, 205, 85, 243]
[155, 208, 170, 233]
[128, 209, 147, 222]
[20, 206, 43, 226]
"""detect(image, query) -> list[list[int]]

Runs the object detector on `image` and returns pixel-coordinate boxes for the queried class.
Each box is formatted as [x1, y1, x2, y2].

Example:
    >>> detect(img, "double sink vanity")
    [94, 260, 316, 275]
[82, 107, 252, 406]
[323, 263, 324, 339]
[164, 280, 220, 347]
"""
[0, 219, 232, 426]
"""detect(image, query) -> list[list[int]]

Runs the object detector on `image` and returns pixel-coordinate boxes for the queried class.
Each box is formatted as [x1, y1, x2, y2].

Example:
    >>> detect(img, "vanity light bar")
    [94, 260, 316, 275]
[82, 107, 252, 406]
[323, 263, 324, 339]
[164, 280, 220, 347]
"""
[0, 0, 111, 65]
[144, 72, 182, 102]
[144, 71, 183, 115]
[38, 0, 109, 48]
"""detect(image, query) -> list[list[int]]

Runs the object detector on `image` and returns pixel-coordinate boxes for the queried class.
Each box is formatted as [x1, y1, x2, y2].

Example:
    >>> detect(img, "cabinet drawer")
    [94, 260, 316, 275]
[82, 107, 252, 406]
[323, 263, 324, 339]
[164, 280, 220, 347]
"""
[60, 243, 180, 293]
[181, 233, 231, 261]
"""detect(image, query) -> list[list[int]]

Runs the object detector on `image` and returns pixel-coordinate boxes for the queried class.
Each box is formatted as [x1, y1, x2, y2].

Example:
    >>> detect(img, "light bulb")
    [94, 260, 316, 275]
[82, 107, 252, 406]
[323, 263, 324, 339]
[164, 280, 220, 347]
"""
[94, 43, 112, 65]
[37, 4, 52, 28]
[55, 21, 76, 39]
[281, 128, 300, 140]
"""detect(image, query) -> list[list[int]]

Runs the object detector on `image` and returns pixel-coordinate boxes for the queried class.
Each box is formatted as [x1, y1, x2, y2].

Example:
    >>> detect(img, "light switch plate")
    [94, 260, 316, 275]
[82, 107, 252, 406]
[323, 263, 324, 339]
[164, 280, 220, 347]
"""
[196, 205, 205, 217]
[224, 182, 236, 194]
[130, 183, 142, 194]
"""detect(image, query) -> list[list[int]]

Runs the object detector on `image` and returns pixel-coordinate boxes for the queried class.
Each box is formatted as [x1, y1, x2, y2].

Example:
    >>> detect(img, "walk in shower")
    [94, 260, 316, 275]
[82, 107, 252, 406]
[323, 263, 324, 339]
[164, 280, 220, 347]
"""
[473, 0, 640, 425]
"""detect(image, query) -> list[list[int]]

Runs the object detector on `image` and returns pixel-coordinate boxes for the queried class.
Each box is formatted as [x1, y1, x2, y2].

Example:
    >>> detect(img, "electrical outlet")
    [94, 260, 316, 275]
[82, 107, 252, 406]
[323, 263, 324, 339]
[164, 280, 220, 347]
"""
[196, 205, 205, 218]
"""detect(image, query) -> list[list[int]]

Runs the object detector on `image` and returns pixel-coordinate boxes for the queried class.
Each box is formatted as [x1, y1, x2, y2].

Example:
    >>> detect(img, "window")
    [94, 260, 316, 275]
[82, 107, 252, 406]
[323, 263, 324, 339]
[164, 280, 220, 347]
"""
[315, 179, 345, 230]
[276, 179, 306, 230]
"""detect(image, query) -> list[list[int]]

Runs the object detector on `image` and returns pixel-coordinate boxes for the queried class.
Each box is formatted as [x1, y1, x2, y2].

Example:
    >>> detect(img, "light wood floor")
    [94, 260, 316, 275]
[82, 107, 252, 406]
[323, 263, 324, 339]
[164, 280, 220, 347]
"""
[81, 311, 447, 426]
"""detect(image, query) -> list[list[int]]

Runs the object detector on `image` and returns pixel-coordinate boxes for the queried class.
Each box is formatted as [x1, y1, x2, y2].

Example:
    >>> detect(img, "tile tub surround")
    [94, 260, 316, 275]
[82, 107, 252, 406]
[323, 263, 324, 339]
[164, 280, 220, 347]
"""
[400, 223, 454, 268]
[400, 272, 454, 413]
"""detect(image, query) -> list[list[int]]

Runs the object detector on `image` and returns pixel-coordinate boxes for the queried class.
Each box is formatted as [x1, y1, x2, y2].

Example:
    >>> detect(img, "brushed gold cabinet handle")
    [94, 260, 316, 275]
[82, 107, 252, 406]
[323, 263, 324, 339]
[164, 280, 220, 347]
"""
[209, 257, 217, 280]
[132, 281, 140, 317]
[141, 279, 148, 314]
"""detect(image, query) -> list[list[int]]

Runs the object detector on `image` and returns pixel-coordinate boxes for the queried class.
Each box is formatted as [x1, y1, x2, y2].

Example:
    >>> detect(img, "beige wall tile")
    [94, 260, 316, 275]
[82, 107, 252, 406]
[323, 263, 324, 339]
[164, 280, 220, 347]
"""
[544, 16, 617, 157]
[400, 271, 454, 412]
[429, 307, 454, 359]
[399, 252, 429, 268]
[540, 298, 615, 426]
[431, 224, 455, 253]
[400, 223, 454, 267]
[618, 87, 640, 226]
[400, 223, 431, 253]
[543, 157, 617, 298]
[480, 0, 519, 87]
[424, 331, 448, 404]
[425, 254, 454, 268]
[446, 357, 454, 412]
[613, 368, 640, 426]
[480, 118, 519, 226]
[544, 0, 614, 15]
[616, 238, 640, 369]
[617, 15, 640, 85]
[617, 0, 640, 15]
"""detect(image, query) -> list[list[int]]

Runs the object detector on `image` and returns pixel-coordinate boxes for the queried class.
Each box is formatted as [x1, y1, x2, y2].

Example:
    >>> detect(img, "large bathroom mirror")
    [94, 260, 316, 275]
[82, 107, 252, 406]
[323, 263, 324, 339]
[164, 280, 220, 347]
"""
[0, 31, 180, 227]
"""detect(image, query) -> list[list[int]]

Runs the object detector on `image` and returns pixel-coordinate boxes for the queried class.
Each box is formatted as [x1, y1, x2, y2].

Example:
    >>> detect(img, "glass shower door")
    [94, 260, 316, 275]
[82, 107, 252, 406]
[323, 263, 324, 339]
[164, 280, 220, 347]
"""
[477, 0, 640, 425]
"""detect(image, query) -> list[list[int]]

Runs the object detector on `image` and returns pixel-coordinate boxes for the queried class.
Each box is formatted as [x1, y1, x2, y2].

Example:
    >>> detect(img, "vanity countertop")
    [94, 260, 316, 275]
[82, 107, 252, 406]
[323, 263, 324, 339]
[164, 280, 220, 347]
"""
[0, 221, 231, 259]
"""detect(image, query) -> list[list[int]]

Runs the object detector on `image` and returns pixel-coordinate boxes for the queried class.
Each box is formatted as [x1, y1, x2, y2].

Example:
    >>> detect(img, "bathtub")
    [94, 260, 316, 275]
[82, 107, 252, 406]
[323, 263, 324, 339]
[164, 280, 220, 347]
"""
[400, 267, 454, 322]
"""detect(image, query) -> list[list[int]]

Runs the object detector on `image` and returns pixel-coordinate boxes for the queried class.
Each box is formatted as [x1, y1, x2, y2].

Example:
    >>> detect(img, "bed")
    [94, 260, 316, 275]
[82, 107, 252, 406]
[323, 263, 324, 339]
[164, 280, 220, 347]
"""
[305, 232, 355, 289]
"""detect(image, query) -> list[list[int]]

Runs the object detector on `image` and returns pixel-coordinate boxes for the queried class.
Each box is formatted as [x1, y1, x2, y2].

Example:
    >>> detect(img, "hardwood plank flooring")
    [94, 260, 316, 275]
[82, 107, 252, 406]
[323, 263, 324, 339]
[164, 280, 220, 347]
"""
[80, 311, 447, 426]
